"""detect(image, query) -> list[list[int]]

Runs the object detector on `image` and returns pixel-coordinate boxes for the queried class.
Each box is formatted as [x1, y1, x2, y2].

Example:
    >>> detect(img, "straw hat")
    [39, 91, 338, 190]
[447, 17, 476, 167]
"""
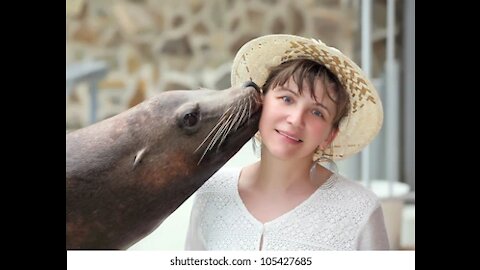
[231, 34, 383, 160]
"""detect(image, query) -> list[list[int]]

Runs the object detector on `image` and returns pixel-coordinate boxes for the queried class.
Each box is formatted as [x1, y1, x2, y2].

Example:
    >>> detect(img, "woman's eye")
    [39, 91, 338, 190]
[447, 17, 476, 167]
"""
[281, 96, 292, 103]
[312, 110, 323, 118]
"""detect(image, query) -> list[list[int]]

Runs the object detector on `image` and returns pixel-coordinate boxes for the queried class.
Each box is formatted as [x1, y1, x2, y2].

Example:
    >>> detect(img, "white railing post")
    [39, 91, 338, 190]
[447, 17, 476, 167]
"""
[361, 0, 372, 188]
[385, 0, 399, 197]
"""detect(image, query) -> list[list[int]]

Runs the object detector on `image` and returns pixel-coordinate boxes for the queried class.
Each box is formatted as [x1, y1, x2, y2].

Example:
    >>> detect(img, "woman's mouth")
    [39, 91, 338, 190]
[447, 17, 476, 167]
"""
[275, 129, 303, 143]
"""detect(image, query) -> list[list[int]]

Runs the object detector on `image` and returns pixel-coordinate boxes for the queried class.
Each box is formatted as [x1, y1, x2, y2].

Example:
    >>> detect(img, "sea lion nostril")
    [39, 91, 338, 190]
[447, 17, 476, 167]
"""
[242, 81, 260, 92]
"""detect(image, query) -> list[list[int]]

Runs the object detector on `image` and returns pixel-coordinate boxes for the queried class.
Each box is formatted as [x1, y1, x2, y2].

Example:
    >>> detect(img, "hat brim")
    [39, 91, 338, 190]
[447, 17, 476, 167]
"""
[231, 34, 383, 160]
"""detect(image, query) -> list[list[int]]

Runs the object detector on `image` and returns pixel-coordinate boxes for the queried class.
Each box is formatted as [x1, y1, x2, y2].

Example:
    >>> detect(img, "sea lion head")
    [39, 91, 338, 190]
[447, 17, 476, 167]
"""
[66, 81, 262, 249]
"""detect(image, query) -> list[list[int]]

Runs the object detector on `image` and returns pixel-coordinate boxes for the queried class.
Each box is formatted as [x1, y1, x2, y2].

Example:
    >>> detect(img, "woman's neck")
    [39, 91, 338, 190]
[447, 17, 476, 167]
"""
[242, 148, 334, 194]
[250, 150, 314, 193]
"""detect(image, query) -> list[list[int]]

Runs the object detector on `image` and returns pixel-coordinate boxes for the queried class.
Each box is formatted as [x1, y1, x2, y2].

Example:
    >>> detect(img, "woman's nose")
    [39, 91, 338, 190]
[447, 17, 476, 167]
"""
[286, 108, 305, 128]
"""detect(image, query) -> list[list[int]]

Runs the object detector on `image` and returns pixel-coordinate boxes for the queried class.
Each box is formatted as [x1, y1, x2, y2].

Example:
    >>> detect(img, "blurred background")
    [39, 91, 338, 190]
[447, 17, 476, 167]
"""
[66, 0, 414, 250]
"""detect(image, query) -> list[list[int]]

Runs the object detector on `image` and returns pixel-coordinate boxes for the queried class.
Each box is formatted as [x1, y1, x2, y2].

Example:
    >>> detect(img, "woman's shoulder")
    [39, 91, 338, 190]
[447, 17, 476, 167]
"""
[330, 173, 382, 210]
[196, 166, 242, 195]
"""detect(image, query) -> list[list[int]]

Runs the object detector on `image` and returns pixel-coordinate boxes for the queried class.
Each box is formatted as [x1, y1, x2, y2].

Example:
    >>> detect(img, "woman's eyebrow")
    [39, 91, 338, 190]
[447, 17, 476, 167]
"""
[277, 87, 299, 96]
[313, 101, 331, 114]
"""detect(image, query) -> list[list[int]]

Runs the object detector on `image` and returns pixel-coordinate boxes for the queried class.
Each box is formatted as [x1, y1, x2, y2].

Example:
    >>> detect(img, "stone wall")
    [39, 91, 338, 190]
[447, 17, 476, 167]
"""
[67, 0, 398, 129]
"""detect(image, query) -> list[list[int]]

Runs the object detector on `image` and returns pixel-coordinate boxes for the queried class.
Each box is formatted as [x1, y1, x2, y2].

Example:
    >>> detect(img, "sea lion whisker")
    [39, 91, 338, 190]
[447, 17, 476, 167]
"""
[197, 115, 232, 164]
[238, 95, 254, 126]
[238, 99, 250, 129]
[221, 104, 241, 138]
[195, 125, 219, 154]
[194, 109, 232, 153]
[220, 96, 255, 149]
[229, 103, 243, 131]
[213, 107, 237, 145]
[218, 115, 238, 149]
[215, 114, 239, 151]
[234, 97, 250, 130]
[230, 104, 246, 136]
[210, 113, 234, 149]
[198, 111, 233, 161]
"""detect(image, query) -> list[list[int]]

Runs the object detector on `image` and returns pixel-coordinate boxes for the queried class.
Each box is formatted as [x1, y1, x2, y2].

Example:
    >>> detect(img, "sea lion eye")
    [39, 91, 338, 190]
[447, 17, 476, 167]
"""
[183, 112, 199, 127]
[176, 103, 201, 134]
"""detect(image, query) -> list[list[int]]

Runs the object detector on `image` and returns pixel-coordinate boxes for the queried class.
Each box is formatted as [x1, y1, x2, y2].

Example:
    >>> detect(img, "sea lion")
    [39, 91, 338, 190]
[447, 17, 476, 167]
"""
[66, 82, 261, 249]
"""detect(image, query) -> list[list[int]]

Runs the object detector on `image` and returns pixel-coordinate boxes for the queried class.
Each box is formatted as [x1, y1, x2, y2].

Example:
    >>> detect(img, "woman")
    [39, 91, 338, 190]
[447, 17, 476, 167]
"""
[185, 34, 389, 250]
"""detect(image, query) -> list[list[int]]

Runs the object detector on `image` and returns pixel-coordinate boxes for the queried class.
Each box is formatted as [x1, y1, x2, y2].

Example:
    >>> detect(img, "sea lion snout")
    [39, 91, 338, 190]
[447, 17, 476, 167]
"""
[241, 81, 261, 93]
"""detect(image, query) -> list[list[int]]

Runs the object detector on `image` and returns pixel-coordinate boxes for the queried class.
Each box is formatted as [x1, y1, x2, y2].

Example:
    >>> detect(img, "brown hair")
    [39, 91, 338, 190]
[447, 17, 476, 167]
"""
[262, 59, 350, 128]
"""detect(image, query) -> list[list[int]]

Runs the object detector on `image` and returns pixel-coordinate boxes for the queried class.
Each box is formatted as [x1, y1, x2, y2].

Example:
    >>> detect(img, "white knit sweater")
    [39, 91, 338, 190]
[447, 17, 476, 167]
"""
[185, 167, 389, 250]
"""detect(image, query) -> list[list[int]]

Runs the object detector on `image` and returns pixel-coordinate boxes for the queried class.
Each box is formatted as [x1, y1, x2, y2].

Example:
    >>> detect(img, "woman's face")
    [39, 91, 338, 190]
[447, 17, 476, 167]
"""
[259, 76, 338, 161]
